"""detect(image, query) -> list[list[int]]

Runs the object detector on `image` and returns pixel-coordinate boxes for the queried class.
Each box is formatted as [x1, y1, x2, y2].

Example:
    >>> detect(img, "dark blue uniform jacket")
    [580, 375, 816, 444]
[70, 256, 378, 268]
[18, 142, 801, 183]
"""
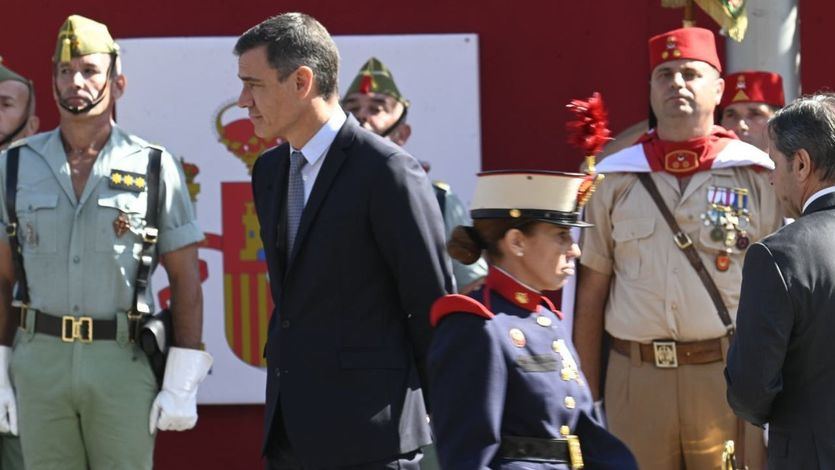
[428, 267, 636, 469]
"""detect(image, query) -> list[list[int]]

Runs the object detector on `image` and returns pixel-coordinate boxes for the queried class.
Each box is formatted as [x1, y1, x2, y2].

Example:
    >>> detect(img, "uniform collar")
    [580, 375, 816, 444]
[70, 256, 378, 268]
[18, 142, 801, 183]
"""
[486, 266, 559, 315]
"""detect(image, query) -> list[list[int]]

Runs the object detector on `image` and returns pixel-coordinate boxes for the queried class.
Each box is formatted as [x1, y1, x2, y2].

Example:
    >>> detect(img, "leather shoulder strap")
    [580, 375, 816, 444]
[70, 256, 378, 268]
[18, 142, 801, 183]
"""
[430, 294, 494, 327]
[132, 147, 162, 325]
[5, 147, 29, 305]
[636, 173, 734, 332]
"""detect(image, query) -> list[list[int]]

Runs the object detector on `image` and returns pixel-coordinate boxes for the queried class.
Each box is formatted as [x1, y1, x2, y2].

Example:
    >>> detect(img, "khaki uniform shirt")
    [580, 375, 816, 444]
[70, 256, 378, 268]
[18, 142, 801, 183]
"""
[0, 126, 203, 320]
[581, 150, 782, 342]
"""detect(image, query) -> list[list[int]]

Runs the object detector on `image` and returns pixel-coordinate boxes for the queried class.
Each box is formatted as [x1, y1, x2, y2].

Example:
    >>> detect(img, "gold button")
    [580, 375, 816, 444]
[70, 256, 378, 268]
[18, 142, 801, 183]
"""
[560, 425, 570, 436]
[536, 316, 552, 327]
[564, 397, 576, 409]
[561, 368, 573, 381]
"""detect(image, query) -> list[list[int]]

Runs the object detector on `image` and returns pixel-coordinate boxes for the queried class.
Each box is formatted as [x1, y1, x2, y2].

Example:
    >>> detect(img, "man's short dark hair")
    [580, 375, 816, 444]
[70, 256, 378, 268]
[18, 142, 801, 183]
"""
[769, 93, 835, 182]
[234, 12, 340, 99]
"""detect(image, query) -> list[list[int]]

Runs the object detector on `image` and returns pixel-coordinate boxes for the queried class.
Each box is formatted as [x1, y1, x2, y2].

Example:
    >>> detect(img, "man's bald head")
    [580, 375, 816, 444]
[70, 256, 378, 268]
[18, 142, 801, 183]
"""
[0, 77, 38, 149]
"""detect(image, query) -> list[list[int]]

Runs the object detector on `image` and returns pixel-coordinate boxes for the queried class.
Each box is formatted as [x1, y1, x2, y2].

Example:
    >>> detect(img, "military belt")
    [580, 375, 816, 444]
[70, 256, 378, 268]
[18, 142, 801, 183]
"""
[611, 336, 724, 368]
[497, 435, 583, 468]
[24, 310, 118, 343]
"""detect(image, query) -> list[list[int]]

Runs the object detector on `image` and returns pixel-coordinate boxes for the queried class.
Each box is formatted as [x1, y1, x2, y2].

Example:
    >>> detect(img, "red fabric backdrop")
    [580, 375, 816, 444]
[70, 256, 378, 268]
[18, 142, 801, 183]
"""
[1, 1, 831, 468]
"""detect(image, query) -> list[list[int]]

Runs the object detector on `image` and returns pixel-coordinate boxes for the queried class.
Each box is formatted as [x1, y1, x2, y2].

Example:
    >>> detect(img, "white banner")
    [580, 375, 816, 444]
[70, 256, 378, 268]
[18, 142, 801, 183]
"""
[117, 34, 481, 403]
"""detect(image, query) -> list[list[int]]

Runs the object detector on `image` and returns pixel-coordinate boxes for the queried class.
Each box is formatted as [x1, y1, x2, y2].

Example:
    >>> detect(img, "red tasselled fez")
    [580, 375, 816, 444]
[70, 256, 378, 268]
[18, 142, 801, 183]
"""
[648, 27, 722, 73]
[720, 71, 785, 109]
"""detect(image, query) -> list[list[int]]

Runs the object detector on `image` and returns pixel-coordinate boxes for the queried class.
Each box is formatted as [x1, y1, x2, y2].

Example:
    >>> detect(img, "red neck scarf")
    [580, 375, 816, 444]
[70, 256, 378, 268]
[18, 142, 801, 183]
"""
[640, 126, 737, 178]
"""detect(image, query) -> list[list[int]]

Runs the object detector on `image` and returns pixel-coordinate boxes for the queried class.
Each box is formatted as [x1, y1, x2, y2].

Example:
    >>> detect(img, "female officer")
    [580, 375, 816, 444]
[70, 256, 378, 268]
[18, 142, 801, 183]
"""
[428, 170, 636, 469]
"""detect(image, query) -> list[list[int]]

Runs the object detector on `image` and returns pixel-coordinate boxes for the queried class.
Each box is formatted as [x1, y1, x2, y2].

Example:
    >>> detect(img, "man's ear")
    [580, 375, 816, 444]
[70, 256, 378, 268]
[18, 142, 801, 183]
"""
[295, 66, 315, 97]
[714, 77, 725, 106]
[391, 123, 411, 146]
[25, 115, 40, 135]
[112, 74, 127, 100]
[795, 148, 813, 182]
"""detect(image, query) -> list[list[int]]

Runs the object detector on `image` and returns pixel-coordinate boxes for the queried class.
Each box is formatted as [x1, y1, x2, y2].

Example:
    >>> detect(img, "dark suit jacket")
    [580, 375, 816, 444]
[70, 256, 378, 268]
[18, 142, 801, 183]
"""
[726, 191, 835, 469]
[251, 114, 452, 468]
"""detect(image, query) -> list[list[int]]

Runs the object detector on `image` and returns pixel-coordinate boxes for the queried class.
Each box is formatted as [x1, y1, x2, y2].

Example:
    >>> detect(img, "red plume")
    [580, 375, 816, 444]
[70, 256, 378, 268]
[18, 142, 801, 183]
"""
[565, 92, 612, 156]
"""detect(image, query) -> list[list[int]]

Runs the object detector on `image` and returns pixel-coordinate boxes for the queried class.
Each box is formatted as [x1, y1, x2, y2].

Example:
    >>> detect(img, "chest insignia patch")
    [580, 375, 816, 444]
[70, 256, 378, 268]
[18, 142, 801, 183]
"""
[515, 354, 560, 372]
[23, 222, 38, 247]
[113, 213, 131, 238]
[109, 170, 147, 192]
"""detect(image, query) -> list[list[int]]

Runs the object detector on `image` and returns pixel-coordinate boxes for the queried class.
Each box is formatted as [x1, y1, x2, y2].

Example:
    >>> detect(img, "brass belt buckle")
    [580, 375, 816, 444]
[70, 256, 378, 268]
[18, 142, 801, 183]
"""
[567, 435, 584, 469]
[652, 340, 678, 368]
[61, 316, 94, 343]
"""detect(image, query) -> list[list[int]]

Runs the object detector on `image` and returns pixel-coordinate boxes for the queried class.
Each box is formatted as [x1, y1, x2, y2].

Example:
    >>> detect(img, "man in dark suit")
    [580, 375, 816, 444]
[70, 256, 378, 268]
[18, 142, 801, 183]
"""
[726, 93, 835, 468]
[234, 12, 453, 470]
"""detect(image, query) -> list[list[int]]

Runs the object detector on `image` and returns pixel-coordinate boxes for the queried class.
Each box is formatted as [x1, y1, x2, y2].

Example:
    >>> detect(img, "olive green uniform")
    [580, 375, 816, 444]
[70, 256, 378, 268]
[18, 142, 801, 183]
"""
[0, 126, 203, 469]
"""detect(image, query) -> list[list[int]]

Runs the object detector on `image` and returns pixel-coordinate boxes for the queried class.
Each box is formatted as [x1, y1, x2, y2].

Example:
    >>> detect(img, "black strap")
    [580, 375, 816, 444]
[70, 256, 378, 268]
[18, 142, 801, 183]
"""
[637, 173, 734, 332]
[130, 147, 162, 338]
[31, 310, 118, 341]
[433, 183, 447, 217]
[497, 435, 570, 463]
[4, 147, 29, 306]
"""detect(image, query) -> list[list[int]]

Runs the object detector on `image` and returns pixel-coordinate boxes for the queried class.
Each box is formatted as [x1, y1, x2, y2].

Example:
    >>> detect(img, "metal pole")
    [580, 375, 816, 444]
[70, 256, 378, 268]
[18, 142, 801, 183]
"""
[725, 0, 800, 102]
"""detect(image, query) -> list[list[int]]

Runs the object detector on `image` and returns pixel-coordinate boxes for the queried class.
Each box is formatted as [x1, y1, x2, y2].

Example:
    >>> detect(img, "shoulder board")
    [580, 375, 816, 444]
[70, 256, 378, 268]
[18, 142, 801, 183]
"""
[430, 294, 494, 327]
[433, 180, 450, 192]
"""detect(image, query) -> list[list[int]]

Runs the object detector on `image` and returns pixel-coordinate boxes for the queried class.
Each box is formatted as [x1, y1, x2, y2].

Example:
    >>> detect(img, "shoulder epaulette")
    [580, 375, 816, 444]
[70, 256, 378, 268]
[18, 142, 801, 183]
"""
[433, 180, 450, 192]
[430, 294, 494, 327]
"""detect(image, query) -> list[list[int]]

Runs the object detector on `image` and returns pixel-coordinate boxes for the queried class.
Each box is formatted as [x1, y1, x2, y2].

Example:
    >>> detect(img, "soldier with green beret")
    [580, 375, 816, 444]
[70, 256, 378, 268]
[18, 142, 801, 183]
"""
[0, 59, 39, 150]
[0, 15, 212, 469]
[343, 57, 487, 295]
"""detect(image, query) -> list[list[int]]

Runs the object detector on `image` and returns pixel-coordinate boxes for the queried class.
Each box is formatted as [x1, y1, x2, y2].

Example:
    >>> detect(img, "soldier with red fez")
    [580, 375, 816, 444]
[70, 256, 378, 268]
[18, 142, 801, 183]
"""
[574, 27, 782, 469]
[720, 71, 786, 152]
[428, 170, 637, 469]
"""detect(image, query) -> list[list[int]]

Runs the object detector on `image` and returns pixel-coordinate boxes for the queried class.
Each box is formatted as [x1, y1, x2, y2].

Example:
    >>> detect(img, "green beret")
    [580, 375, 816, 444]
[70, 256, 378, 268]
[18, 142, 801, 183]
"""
[54, 15, 119, 64]
[0, 58, 29, 86]
[344, 57, 409, 107]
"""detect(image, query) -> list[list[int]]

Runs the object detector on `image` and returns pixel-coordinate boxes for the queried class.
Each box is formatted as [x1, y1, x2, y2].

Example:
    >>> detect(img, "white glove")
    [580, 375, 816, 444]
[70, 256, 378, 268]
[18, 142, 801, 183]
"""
[149, 347, 213, 434]
[764, 423, 769, 447]
[593, 400, 607, 429]
[0, 346, 17, 436]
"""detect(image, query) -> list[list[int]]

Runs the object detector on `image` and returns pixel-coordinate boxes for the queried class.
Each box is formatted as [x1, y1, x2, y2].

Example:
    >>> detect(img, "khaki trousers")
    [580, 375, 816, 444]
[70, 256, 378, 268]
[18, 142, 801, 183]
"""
[605, 347, 765, 470]
[9, 313, 158, 470]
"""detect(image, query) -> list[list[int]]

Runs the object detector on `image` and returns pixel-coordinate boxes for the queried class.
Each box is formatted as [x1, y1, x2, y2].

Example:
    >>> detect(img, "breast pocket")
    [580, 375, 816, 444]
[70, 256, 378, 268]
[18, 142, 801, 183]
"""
[15, 193, 59, 254]
[95, 193, 147, 253]
[611, 218, 655, 280]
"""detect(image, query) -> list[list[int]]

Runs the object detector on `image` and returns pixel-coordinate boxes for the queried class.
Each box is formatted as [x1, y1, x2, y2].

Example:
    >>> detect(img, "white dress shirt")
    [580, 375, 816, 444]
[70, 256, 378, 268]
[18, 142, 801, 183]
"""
[293, 107, 347, 205]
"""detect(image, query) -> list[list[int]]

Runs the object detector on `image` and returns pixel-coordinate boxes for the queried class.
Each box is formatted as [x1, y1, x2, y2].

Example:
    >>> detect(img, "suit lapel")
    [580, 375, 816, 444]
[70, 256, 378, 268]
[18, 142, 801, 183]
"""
[285, 117, 356, 273]
[270, 146, 291, 282]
